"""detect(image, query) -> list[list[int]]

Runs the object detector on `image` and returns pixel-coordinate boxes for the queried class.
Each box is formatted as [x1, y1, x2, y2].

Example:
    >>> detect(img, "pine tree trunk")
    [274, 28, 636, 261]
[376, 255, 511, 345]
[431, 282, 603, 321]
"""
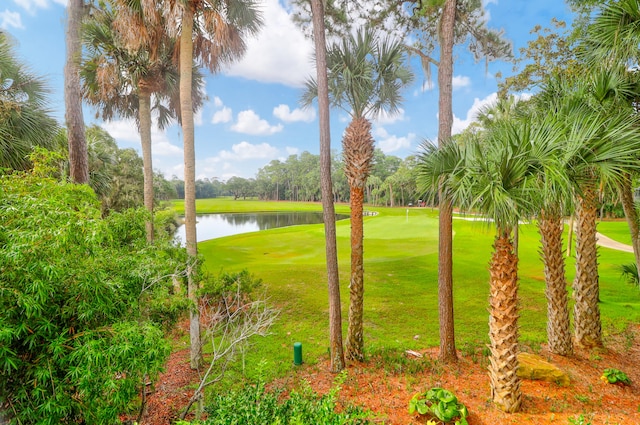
[488, 231, 522, 413]
[139, 90, 155, 243]
[573, 181, 602, 348]
[310, 0, 344, 373]
[64, 0, 88, 184]
[180, 6, 201, 369]
[539, 212, 572, 356]
[618, 173, 640, 274]
[437, 0, 457, 363]
[346, 184, 365, 362]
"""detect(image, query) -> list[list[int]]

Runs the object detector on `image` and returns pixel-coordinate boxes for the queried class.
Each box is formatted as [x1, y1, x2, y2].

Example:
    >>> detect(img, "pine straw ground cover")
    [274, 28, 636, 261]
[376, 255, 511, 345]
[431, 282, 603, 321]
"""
[134, 323, 640, 424]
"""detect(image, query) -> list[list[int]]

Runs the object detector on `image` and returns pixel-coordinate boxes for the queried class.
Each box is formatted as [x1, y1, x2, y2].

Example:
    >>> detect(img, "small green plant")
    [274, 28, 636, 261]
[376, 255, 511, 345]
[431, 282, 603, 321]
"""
[568, 413, 592, 425]
[601, 368, 631, 385]
[574, 394, 590, 403]
[619, 262, 639, 288]
[409, 388, 469, 425]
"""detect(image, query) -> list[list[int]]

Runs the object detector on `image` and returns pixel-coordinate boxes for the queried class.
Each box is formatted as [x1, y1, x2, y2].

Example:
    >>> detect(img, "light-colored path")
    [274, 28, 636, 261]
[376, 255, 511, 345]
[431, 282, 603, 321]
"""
[595, 232, 634, 253]
[452, 215, 634, 253]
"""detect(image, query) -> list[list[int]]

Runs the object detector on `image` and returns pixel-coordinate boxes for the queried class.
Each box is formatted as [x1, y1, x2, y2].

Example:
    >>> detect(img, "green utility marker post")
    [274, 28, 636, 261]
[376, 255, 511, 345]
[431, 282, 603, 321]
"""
[293, 342, 303, 365]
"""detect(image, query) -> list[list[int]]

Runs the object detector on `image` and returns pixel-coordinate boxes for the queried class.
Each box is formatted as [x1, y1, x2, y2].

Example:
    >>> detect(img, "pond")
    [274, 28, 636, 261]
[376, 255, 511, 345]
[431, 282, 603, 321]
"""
[174, 211, 349, 244]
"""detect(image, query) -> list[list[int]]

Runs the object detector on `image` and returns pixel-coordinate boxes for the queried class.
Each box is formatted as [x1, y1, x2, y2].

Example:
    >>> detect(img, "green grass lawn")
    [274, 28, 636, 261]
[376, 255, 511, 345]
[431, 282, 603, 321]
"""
[176, 199, 640, 383]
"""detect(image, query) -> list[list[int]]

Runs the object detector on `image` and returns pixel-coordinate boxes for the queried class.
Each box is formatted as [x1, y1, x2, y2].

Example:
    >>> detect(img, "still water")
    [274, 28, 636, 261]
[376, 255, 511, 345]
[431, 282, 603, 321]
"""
[174, 211, 348, 243]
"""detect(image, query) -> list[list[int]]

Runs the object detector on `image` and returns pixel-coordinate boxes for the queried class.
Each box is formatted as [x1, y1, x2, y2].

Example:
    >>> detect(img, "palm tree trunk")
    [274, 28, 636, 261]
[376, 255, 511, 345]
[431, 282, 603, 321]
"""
[139, 90, 154, 243]
[180, 6, 201, 369]
[618, 173, 640, 274]
[310, 0, 345, 372]
[437, 0, 458, 363]
[346, 184, 365, 362]
[538, 211, 572, 356]
[573, 181, 602, 348]
[488, 230, 522, 413]
[64, 0, 88, 184]
[389, 183, 394, 207]
[342, 116, 374, 362]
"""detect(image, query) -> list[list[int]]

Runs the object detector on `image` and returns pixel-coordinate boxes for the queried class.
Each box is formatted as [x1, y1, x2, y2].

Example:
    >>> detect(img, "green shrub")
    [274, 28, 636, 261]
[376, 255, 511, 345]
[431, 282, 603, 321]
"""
[199, 373, 372, 424]
[601, 368, 631, 385]
[619, 263, 639, 288]
[409, 388, 469, 425]
[0, 166, 184, 424]
[200, 269, 262, 300]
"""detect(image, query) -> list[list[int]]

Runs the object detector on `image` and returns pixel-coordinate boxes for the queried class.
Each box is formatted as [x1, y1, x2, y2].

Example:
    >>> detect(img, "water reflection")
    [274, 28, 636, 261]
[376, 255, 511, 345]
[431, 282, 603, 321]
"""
[174, 212, 348, 243]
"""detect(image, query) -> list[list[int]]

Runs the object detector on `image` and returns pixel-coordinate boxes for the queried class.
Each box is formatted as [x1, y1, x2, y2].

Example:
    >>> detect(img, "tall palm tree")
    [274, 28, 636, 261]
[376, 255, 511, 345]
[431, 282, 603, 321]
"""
[164, 0, 262, 369]
[65, 0, 89, 184]
[309, 0, 345, 372]
[303, 28, 413, 361]
[583, 0, 640, 284]
[82, 1, 204, 242]
[477, 96, 574, 356]
[0, 32, 58, 170]
[539, 69, 640, 348]
[418, 112, 559, 413]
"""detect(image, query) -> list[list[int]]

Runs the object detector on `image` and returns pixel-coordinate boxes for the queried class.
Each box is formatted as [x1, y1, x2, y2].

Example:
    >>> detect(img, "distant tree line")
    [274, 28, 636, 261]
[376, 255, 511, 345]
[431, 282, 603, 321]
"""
[169, 149, 421, 206]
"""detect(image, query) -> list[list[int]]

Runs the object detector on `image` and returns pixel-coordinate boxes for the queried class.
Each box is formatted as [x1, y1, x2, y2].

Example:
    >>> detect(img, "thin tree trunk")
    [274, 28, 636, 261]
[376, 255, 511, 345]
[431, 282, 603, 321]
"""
[346, 185, 365, 362]
[139, 90, 155, 243]
[539, 212, 572, 356]
[573, 182, 602, 348]
[389, 183, 394, 207]
[180, 6, 201, 369]
[310, 0, 345, 372]
[437, 0, 457, 363]
[488, 231, 521, 413]
[64, 0, 88, 184]
[618, 173, 640, 273]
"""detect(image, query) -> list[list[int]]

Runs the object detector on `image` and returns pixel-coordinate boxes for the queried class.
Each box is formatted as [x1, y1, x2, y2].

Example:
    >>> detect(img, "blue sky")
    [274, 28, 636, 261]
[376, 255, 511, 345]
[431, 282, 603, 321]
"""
[2, 0, 573, 181]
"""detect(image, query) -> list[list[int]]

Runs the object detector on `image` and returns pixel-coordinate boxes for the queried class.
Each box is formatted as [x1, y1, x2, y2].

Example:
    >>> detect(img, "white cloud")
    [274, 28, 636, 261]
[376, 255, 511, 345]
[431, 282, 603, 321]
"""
[100, 119, 182, 156]
[224, 0, 314, 87]
[273, 104, 316, 123]
[374, 127, 415, 153]
[231, 110, 283, 135]
[13, 0, 48, 13]
[451, 92, 532, 135]
[285, 146, 300, 155]
[213, 96, 223, 108]
[373, 108, 406, 126]
[451, 93, 497, 135]
[0, 10, 23, 29]
[212, 107, 233, 124]
[452, 75, 471, 90]
[219, 141, 280, 160]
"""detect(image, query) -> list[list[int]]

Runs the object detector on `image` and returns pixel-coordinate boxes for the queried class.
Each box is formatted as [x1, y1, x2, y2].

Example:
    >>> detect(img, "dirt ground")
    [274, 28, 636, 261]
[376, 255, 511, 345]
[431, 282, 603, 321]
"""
[132, 322, 640, 424]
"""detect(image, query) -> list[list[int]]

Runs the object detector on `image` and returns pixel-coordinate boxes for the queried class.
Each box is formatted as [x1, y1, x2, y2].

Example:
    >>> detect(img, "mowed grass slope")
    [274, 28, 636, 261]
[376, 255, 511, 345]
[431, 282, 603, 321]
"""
[186, 200, 640, 380]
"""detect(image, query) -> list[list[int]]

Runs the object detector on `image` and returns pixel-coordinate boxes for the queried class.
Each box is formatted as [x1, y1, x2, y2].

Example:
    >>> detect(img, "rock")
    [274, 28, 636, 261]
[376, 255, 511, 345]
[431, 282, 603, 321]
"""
[517, 352, 570, 386]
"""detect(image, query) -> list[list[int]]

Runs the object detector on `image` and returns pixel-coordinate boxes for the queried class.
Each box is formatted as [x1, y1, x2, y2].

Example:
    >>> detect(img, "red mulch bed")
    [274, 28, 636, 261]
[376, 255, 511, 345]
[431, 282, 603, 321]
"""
[131, 322, 640, 424]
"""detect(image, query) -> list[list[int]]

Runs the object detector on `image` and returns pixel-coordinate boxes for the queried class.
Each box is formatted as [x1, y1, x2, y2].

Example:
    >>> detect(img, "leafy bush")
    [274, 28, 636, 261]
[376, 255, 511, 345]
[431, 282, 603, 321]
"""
[619, 263, 639, 288]
[601, 368, 631, 385]
[200, 269, 262, 300]
[0, 163, 185, 424]
[184, 372, 373, 424]
[568, 414, 592, 425]
[409, 388, 469, 425]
